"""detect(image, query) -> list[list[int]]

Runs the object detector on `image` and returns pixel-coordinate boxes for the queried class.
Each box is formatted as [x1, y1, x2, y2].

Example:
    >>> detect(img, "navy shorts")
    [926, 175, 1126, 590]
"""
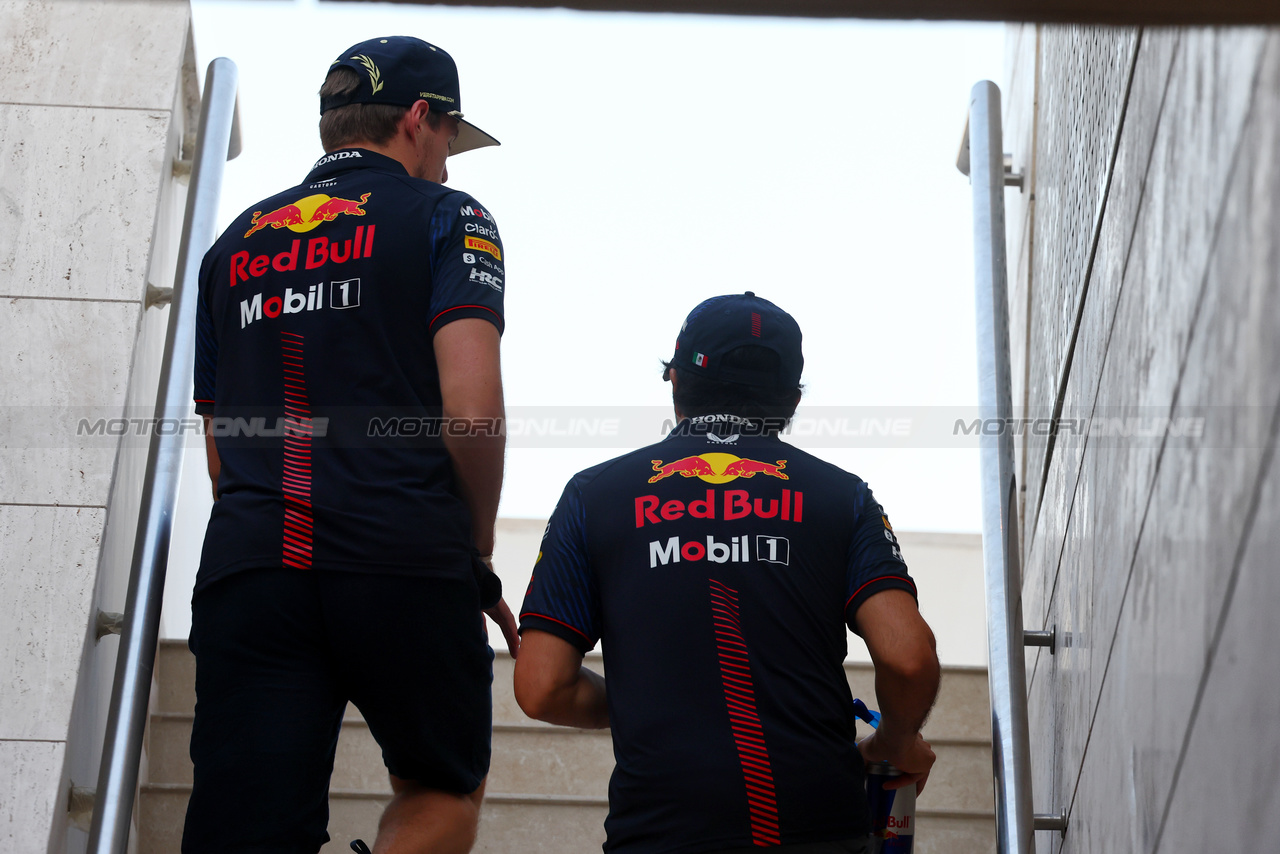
[181, 568, 493, 854]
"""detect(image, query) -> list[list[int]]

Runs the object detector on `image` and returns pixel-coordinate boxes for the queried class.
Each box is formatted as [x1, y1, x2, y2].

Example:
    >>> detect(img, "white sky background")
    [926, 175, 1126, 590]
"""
[189, 2, 1004, 533]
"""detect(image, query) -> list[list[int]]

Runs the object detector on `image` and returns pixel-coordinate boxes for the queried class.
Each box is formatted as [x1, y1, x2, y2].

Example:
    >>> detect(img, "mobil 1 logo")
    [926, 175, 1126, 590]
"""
[646, 533, 791, 568]
[239, 277, 363, 329]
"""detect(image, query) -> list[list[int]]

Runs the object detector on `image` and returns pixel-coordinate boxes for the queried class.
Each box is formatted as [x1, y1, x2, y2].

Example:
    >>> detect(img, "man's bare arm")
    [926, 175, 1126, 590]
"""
[855, 589, 940, 792]
[513, 630, 608, 729]
[434, 318, 505, 556]
[434, 319, 518, 653]
[202, 415, 220, 501]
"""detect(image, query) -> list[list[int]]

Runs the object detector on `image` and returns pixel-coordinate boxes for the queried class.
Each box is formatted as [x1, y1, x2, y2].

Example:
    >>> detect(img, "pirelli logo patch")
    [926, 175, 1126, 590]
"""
[464, 235, 501, 261]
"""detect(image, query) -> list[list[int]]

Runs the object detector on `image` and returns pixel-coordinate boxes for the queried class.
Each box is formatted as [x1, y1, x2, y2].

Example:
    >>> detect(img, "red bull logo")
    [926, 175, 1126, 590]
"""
[244, 193, 371, 238]
[647, 453, 788, 484]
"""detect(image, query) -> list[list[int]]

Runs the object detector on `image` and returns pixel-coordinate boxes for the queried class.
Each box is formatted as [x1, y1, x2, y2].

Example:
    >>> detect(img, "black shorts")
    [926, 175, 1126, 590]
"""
[181, 568, 493, 854]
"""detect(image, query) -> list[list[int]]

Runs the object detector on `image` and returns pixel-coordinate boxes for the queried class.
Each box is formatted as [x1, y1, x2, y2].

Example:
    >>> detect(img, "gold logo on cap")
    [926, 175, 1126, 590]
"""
[352, 54, 384, 95]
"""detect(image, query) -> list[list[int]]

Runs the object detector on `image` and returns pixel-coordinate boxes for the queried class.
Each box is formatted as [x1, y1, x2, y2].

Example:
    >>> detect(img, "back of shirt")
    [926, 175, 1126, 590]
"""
[520, 417, 916, 853]
[193, 149, 505, 592]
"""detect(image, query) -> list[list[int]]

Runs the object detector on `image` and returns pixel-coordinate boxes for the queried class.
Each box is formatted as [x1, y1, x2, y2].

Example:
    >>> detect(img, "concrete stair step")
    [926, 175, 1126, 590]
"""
[159, 642, 992, 743]
[147, 712, 992, 813]
[150, 640, 995, 852]
[147, 714, 616, 798]
[139, 784, 609, 854]
[141, 784, 992, 854]
[492, 650, 991, 742]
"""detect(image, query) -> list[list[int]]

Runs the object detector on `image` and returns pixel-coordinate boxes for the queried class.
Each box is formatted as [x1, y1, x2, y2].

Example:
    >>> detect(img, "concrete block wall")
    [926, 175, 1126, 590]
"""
[0, 2, 196, 852]
[1003, 24, 1280, 853]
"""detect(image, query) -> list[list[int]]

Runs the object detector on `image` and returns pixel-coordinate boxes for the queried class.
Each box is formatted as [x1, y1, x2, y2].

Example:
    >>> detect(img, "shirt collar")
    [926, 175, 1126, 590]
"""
[666, 414, 786, 440]
[305, 148, 408, 183]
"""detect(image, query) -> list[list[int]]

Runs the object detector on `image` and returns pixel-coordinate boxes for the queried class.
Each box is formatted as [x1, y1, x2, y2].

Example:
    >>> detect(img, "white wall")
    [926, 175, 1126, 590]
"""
[1005, 24, 1280, 853]
[0, 2, 194, 851]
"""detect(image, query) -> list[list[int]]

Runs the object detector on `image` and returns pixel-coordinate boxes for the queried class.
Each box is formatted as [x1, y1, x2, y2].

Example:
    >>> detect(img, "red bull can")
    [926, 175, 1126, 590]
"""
[866, 763, 915, 853]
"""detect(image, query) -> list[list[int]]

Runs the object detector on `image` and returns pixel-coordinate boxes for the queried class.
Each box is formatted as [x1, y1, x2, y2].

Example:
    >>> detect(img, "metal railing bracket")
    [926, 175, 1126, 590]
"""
[94, 610, 124, 641]
[68, 785, 95, 833]
[1023, 626, 1056, 654]
[146, 283, 174, 309]
[1034, 808, 1068, 837]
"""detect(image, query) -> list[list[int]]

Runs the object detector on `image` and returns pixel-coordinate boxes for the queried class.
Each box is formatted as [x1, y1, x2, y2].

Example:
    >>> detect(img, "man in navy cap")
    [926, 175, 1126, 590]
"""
[185, 37, 513, 853]
[513, 293, 941, 853]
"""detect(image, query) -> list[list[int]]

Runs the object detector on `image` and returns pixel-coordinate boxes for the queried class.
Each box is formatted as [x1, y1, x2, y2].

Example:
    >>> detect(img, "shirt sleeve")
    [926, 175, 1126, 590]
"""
[427, 193, 505, 336]
[193, 249, 218, 415]
[844, 480, 917, 634]
[519, 477, 601, 653]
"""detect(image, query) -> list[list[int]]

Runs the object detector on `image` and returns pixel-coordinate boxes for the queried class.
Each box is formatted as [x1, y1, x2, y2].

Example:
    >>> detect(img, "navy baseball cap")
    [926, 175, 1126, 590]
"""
[670, 292, 804, 389]
[321, 36, 500, 155]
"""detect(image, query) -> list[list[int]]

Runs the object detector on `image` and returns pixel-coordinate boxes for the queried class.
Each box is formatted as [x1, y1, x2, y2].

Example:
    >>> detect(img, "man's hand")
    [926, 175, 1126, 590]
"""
[858, 730, 936, 794]
[484, 596, 520, 658]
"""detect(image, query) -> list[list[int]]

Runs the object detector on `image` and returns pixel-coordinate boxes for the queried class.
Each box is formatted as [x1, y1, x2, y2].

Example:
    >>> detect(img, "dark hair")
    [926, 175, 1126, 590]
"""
[662, 345, 802, 422]
[318, 67, 441, 150]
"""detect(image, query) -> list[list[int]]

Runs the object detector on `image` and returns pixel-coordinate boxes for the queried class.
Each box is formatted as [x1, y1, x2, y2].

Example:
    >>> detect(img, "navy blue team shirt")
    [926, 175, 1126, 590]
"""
[193, 148, 504, 593]
[520, 416, 917, 854]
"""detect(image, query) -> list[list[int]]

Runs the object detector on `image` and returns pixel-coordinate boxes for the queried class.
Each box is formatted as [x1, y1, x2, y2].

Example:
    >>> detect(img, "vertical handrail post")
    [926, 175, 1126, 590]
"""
[86, 58, 238, 854]
[970, 79, 1035, 854]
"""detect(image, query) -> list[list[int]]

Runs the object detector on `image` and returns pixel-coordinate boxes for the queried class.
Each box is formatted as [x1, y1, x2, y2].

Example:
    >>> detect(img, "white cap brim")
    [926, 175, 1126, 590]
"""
[450, 116, 500, 155]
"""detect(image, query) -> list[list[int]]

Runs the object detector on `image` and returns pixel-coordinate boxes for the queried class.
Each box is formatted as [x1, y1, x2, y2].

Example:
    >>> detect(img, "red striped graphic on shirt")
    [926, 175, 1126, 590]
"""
[709, 578, 781, 846]
[280, 331, 313, 569]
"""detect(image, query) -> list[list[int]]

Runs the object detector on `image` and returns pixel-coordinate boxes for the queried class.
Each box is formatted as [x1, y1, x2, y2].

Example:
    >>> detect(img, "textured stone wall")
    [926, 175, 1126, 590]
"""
[1004, 24, 1280, 853]
[0, 2, 194, 851]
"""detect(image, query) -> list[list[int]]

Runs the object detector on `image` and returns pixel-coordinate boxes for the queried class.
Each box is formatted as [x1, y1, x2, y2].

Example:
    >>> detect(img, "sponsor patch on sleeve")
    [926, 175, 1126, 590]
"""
[464, 235, 502, 261]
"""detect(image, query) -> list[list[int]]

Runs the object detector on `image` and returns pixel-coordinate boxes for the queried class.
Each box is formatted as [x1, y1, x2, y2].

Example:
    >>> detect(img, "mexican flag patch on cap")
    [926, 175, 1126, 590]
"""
[694, 352, 708, 367]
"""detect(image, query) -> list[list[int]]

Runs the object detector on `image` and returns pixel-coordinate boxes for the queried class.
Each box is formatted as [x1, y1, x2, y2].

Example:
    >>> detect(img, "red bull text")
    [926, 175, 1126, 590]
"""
[634, 489, 803, 528]
[866, 763, 915, 854]
[229, 227, 376, 289]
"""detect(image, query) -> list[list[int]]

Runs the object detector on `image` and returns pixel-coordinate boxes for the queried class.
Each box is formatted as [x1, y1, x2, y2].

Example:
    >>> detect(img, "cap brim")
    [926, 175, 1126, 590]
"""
[451, 118, 500, 155]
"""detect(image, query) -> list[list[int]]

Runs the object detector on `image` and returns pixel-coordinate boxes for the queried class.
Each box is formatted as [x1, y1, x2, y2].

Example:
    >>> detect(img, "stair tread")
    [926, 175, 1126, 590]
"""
[139, 785, 993, 819]
[147, 641, 996, 853]
[149, 710, 991, 746]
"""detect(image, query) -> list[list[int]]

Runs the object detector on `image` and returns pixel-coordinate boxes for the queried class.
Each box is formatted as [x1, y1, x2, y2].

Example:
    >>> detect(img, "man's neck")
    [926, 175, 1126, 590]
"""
[331, 140, 421, 179]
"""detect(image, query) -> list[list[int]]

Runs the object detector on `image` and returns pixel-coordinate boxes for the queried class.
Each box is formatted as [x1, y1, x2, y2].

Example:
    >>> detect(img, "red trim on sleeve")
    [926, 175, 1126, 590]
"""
[194, 399, 215, 404]
[845, 575, 917, 611]
[429, 304, 501, 330]
[520, 612, 592, 644]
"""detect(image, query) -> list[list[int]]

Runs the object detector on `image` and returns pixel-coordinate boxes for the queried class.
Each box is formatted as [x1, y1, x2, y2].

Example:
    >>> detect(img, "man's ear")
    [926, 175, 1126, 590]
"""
[403, 99, 431, 142]
[668, 368, 678, 390]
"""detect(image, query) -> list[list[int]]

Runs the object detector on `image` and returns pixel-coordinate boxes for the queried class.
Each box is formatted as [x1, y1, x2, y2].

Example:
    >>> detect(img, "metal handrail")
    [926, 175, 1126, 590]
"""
[965, 80, 1068, 853]
[86, 57, 239, 854]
